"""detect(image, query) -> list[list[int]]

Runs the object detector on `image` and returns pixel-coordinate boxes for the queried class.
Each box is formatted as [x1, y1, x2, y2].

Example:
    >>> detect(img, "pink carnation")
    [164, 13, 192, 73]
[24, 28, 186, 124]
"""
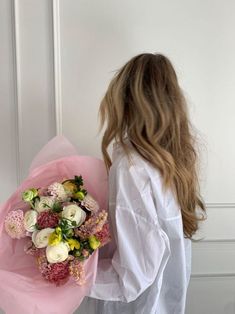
[48, 262, 70, 285]
[37, 211, 59, 229]
[4, 209, 26, 239]
[37, 253, 70, 286]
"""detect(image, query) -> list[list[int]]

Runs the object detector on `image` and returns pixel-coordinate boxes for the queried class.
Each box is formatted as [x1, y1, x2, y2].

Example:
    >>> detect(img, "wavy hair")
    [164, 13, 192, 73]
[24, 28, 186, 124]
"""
[99, 53, 205, 238]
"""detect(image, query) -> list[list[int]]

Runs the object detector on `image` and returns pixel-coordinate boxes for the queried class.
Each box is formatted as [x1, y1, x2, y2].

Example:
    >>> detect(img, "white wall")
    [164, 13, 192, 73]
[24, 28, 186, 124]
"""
[0, 1, 235, 313]
[0, 0, 56, 200]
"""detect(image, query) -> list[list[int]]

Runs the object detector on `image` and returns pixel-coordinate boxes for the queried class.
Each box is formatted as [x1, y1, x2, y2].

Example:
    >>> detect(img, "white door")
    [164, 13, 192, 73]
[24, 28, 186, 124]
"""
[1, 1, 235, 313]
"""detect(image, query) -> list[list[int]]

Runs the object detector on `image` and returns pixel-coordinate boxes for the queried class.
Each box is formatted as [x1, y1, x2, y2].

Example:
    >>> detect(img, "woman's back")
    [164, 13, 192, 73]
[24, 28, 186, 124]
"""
[78, 52, 204, 314]
[78, 141, 191, 314]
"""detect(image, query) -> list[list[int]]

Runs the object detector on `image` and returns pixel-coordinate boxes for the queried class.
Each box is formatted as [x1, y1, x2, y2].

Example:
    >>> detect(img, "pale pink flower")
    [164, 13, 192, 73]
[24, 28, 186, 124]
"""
[47, 182, 68, 202]
[4, 209, 26, 239]
[81, 194, 99, 212]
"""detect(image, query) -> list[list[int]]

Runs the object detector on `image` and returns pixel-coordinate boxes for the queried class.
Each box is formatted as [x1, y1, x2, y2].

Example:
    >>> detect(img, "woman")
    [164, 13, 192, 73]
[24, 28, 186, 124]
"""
[78, 53, 205, 314]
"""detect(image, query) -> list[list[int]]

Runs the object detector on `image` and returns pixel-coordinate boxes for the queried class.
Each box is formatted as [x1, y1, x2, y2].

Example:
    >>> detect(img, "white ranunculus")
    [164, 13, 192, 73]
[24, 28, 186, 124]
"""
[62, 204, 86, 226]
[24, 210, 38, 232]
[78, 209, 86, 227]
[34, 196, 55, 213]
[32, 228, 54, 248]
[46, 242, 69, 263]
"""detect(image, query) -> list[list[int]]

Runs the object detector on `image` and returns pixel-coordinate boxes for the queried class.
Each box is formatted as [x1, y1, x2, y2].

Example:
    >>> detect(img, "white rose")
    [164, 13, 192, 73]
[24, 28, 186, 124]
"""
[32, 228, 54, 248]
[34, 196, 55, 213]
[62, 204, 86, 226]
[46, 242, 69, 263]
[24, 210, 38, 232]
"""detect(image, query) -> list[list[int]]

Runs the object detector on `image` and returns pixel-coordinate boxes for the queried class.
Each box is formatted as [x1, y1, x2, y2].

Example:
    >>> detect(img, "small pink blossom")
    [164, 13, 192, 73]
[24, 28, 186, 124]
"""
[95, 223, 111, 247]
[82, 249, 89, 258]
[75, 210, 108, 239]
[69, 259, 86, 285]
[24, 240, 41, 256]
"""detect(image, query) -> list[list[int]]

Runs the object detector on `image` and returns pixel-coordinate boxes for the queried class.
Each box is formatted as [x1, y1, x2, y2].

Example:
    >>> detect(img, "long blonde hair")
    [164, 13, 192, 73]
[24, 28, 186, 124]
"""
[99, 53, 205, 238]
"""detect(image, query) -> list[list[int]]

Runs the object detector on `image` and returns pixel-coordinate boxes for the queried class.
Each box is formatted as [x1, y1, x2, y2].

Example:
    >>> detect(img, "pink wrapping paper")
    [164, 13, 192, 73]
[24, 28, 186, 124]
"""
[0, 136, 108, 314]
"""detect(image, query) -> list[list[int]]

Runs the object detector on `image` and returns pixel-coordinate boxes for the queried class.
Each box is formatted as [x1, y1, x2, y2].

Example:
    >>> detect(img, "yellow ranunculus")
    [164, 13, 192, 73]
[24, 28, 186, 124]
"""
[67, 238, 80, 250]
[48, 229, 62, 246]
[74, 191, 85, 200]
[22, 188, 38, 202]
[88, 235, 101, 250]
[55, 227, 62, 234]
[62, 181, 77, 194]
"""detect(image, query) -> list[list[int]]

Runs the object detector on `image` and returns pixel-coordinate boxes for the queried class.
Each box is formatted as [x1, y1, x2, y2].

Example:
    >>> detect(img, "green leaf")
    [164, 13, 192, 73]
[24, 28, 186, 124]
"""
[77, 255, 87, 261]
[74, 175, 83, 187]
[42, 203, 51, 208]
[34, 223, 41, 230]
[52, 202, 62, 213]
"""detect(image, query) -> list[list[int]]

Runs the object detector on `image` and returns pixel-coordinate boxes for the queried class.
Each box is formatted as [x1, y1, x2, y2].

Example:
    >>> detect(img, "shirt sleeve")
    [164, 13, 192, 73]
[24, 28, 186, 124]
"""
[87, 162, 170, 303]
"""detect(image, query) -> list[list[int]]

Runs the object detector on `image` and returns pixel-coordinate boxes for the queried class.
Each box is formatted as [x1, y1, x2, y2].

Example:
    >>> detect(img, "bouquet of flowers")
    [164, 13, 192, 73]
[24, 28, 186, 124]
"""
[4, 175, 110, 286]
[0, 136, 109, 314]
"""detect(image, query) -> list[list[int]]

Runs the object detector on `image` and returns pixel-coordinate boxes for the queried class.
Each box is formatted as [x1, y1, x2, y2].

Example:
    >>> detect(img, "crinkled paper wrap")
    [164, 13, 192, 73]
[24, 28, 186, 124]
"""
[0, 136, 108, 314]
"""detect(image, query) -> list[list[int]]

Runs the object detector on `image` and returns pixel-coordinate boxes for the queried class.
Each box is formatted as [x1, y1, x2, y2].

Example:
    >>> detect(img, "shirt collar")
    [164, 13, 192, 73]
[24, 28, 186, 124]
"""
[112, 138, 132, 162]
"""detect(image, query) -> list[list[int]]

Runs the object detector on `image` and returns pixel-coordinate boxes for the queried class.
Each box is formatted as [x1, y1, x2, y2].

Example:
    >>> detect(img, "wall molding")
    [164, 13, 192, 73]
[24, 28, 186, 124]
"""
[205, 203, 235, 208]
[191, 239, 235, 278]
[12, 0, 22, 185]
[194, 204, 235, 242]
[52, 0, 62, 135]
[194, 238, 235, 243]
[191, 273, 235, 279]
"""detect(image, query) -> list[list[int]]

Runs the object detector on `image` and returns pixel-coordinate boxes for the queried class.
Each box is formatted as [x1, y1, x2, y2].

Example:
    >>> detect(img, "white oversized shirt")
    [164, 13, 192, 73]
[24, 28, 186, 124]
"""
[77, 141, 191, 314]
